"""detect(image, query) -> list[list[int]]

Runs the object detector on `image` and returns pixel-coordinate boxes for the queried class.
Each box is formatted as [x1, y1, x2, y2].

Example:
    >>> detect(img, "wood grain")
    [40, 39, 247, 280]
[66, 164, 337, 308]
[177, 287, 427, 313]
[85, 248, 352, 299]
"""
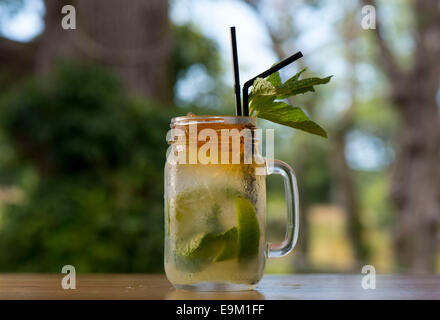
[0, 274, 439, 300]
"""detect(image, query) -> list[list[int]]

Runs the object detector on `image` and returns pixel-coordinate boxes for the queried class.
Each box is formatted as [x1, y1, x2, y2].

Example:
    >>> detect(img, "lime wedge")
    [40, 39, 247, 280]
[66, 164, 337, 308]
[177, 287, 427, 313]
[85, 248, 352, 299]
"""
[175, 227, 239, 272]
[214, 227, 238, 262]
[174, 232, 222, 273]
[176, 232, 224, 260]
[235, 196, 260, 261]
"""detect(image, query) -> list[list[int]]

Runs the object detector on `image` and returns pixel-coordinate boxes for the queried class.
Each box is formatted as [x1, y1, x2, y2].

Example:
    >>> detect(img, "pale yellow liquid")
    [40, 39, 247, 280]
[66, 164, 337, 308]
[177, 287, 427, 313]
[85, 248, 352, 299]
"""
[164, 162, 266, 289]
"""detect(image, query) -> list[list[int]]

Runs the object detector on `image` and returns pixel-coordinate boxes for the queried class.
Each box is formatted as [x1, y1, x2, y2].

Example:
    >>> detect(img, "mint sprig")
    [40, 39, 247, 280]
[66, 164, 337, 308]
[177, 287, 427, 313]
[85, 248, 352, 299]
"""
[249, 68, 332, 138]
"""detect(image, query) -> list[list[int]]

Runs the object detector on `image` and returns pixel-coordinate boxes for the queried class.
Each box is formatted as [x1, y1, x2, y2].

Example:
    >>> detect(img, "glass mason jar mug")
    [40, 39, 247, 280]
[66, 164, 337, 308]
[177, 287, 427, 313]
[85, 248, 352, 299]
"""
[164, 115, 299, 291]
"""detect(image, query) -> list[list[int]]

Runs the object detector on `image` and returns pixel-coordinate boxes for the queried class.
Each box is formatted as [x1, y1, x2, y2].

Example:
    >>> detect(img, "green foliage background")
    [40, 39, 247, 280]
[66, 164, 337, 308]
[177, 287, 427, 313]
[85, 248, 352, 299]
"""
[0, 63, 176, 272]
[0, 19, 228, 272]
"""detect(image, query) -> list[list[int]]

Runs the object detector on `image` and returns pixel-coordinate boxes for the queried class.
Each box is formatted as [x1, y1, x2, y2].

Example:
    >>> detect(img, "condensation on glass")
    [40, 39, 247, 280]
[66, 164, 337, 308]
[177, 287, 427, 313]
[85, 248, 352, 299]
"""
[164, 115, 299, 291]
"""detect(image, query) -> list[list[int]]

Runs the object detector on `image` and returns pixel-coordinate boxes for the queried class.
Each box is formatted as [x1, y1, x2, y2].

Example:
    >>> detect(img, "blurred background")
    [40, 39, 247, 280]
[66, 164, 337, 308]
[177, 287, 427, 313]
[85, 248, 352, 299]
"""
[0, 0, 439, 274]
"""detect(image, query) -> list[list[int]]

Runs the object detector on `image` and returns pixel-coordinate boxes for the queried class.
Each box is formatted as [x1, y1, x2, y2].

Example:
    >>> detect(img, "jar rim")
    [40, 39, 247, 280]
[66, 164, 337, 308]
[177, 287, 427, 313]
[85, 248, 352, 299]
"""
[171, 115, 256, 126]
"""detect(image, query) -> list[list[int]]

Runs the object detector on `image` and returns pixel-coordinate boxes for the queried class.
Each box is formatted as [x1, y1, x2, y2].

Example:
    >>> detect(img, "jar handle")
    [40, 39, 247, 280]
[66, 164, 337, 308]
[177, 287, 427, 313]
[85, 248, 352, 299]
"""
[267, 159, 300, 258]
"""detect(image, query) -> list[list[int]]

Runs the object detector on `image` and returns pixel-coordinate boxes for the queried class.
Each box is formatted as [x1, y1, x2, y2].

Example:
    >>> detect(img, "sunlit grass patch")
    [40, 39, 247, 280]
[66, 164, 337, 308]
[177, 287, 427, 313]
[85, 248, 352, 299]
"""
[308, 205, 355, 271]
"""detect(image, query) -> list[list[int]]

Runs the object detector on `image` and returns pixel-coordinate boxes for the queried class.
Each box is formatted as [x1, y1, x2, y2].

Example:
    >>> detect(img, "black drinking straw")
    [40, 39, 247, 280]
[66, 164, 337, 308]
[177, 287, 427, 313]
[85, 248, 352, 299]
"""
[242, 51, 303, 116]
[230, 27, 242, 116]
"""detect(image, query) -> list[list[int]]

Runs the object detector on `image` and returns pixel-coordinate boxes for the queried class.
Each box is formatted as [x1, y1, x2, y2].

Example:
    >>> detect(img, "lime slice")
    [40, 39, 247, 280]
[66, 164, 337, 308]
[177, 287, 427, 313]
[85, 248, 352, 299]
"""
[175, 227, 239, 272]
[174, 232, 222, 273]
[235, 196, 260, 261]
[214, 227, 238, 262]
[176, 232, 223, 260]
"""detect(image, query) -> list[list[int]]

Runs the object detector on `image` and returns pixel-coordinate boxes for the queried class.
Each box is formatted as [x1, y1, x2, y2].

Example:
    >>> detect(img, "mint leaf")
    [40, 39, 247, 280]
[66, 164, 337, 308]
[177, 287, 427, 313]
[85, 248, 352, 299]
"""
[254, 102, 327, 138]
[266, 71, 282, 88]
[248, 68, 332, 138]
[248, 78, 276, 117]
[250, 77, 278, 97]
[282, 68, 307, 87]
[276, 76, 332, 99]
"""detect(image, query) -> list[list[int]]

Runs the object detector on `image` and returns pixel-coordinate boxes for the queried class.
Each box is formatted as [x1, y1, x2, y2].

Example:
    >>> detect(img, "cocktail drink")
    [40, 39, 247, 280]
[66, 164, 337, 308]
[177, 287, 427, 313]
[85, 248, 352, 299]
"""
[163, 28, 331, 291]
[164, 115, 299, 291]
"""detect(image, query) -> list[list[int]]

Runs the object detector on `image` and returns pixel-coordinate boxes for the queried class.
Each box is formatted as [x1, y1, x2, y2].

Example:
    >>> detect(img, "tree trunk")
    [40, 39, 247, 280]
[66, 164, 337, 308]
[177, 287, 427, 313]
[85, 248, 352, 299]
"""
[390, 1, 440, 273]
[35, 0, 172, 103]
[392, 83, 440, 273]
[364, 0, 440, 273]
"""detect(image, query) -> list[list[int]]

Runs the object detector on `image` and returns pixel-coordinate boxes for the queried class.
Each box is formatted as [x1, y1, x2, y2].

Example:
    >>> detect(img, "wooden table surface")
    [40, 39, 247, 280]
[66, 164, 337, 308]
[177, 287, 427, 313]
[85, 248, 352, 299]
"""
[1, 274, 439, 300]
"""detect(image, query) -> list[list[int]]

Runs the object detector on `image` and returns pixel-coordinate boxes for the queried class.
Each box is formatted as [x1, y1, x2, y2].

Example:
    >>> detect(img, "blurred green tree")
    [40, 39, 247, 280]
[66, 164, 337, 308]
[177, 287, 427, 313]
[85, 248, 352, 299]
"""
[0, 63, 174, 272]
[0, 10, 225, 271]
